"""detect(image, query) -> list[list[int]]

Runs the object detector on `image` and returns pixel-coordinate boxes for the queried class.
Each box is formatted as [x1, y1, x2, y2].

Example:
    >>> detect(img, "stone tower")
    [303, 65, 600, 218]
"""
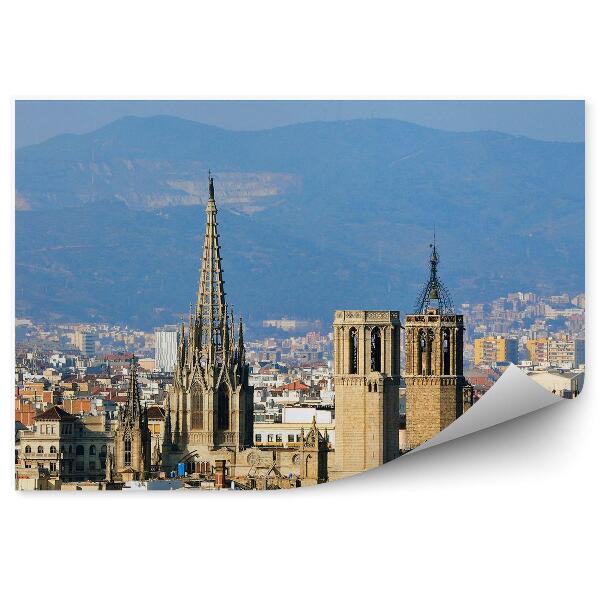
[333, 310, 401, 479]
[113, 358, 152, 482]
[405, 241, 473, 449]
[298, 416, 329, 485]
[162, 175, 253, 467]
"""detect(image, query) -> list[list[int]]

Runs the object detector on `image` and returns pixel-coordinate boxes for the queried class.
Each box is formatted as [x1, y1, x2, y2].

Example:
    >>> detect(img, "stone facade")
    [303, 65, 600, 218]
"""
[332, 310, 401, 479]
[16, 406, 112, 489]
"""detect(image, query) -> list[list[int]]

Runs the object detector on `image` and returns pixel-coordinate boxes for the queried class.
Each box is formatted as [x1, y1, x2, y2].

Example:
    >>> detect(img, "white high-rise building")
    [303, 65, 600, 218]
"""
[155, 329, 179, 373]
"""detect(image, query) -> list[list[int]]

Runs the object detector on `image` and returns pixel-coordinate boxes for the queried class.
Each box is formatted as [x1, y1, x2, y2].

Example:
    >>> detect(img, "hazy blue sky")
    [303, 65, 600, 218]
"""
[15, 100, 584, 148]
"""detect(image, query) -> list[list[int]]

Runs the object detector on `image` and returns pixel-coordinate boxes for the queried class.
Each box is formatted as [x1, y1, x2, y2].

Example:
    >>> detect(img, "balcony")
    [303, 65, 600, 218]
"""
[24, 452, 60, 459]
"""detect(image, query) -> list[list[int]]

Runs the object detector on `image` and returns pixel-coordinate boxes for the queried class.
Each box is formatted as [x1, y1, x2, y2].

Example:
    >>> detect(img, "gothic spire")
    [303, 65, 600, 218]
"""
[121, 357, 142, 427]
[162, 392, 172, 451]
[229, 307, 236, 353]
[177, 319, 186, 370]
[413, 238, 454, 315]
[237, 316, 245, 366]
[195, 173, 227, 358]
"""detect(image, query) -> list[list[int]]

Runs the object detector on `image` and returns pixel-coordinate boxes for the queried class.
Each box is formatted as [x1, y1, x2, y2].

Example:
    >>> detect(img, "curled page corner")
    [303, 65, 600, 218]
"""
[411, 365, 564, 454]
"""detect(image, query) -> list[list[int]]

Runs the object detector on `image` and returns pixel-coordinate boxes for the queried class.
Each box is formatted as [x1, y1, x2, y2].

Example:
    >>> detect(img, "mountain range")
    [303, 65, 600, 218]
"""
[15, 115, 584, 330]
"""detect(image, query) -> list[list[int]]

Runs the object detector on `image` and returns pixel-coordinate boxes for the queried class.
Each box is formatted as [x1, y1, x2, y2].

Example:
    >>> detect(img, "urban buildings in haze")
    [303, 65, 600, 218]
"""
[526, 337, 585, 369]
[474, 336, 519, 366]
[74, 330, 96, 357]
[155, 328, 179, 373]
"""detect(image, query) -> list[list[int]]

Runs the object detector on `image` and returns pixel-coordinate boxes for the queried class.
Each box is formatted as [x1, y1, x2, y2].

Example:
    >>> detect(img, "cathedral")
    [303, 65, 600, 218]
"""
[159, 175, 329, 487]
[161, 174, 254, 464]
[107, 175, 472, 487]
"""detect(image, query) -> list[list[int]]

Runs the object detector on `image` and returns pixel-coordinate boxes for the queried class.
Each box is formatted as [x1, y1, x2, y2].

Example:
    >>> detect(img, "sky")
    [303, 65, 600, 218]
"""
[15, 100, 584, 148]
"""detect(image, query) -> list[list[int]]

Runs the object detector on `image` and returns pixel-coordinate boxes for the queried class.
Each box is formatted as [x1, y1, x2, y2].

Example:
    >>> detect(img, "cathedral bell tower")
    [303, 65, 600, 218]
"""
[332, 310, 401, 479]
[405, 241, 473, 449]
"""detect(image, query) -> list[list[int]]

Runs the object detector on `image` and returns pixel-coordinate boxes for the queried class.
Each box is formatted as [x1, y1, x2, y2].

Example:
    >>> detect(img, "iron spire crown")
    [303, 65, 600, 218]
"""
[413, 236, 454, 315]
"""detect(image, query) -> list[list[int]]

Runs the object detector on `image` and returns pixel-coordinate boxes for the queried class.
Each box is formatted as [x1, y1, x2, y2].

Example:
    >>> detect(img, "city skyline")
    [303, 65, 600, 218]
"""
[14, 176, 584, 491]
[14, 101, 584, 491]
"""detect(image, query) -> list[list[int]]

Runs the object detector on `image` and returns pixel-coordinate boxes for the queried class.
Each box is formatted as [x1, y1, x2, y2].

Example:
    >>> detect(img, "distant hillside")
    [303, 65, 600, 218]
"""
[15, 116, 585, 328]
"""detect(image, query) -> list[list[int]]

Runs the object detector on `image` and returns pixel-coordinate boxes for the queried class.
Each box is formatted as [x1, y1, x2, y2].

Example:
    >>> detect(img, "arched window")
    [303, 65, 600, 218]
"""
[349, 328, 358, 374]
[368, 382, 372, 392]
[373, 382, 378, 392]
[89, 445, 96, 455]
[37, 445, 43, 454]
[371, 327, 382, 372]
[68, 445, 72, 454]
[50, 446, 57, 454]
[425, 329, 433, 375]
[442, 328, 451, 375]
[217, 385, 229, 430]
[191, 384, 203, 430]
[124, 437, 132, 466]
[305, 454, 312, 477]
[25, 445, 31, 454]
[75, 445, 84, 456]
[418, 330, 426, 375]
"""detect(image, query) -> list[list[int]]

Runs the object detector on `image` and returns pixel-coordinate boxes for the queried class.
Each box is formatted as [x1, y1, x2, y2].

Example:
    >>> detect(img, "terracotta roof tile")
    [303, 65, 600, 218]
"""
[35, 405, 77, 421]
[146, 406, 165, 420]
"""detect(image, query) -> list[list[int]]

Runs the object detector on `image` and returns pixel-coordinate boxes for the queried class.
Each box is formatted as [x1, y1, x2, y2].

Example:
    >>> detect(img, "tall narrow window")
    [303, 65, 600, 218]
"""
[124, 436, 132, 466]
[349, 328, 358, 374]
[425, 329, 433, 375]
[371, 327, 382, 372]
[191, 384, 203, 430]
[442, 328, 451, 375]
[217, 385, 229, 430]
[418, 330, 426, 375]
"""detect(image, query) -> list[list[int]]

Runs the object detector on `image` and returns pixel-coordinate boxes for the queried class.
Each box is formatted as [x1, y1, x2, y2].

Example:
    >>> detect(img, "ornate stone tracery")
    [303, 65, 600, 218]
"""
[162, 176, 253, 468]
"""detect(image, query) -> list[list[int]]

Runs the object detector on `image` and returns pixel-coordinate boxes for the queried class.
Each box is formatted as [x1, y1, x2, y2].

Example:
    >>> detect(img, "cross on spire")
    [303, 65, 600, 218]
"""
[208, 170, 215, 200]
